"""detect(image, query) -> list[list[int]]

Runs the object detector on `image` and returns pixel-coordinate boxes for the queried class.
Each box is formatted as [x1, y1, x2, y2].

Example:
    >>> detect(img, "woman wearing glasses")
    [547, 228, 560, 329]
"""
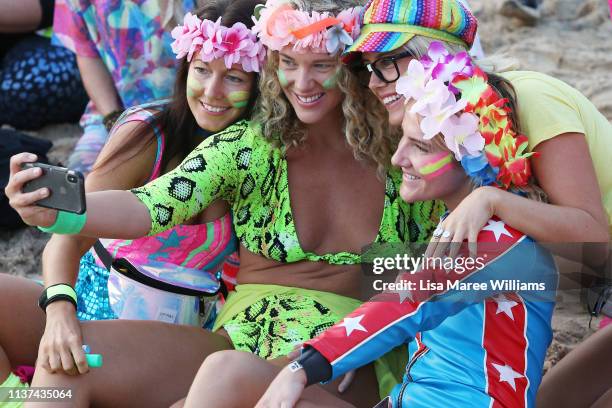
[348, 0, 612, 406]
[349, 0, 611, 253]
[174, 38, 562, 408]
[4, 0, 444, 406]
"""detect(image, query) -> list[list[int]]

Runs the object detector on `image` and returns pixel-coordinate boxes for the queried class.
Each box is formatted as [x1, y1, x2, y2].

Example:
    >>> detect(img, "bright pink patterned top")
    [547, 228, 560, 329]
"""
[91, 101, 238, 280]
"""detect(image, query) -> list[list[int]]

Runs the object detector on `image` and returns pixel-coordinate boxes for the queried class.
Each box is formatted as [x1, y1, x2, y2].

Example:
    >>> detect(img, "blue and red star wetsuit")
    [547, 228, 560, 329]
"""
[299, 218, 558, 408]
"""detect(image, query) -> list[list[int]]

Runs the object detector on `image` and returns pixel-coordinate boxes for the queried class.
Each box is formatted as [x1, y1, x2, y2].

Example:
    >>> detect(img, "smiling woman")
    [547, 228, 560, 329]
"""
[253, 42, 559, 408]
[0, 1, 266, 407]
[4, 0, 445, 406]
[274, 51, 344, 125]
[255, 0, 399, 176]
[349, 0, 611, 249]
[186, 57, 255, 131]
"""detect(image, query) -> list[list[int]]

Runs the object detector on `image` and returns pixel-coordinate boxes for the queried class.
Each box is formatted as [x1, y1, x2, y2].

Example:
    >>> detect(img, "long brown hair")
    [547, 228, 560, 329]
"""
[94, 0, 263, 173]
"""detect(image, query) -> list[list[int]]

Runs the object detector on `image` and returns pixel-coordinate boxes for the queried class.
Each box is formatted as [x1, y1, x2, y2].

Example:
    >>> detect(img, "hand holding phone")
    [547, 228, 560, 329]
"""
[21, 163, 86, 214]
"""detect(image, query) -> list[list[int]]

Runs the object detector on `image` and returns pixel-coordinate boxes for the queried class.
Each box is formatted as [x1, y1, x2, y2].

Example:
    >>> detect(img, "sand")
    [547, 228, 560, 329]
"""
[1, 0, 611, 370]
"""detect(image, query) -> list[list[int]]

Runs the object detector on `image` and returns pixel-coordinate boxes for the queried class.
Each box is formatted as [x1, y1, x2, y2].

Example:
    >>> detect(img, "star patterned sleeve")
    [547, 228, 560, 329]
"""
[303, 219, 557, 382]
[131, 121, 253, 235]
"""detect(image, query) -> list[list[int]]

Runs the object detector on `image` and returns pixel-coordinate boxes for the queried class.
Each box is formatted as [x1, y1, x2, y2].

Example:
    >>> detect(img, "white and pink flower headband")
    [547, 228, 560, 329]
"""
[171, 13, 266, 73]
[252, 0, 362, 54]
[396, 42, 537, 189]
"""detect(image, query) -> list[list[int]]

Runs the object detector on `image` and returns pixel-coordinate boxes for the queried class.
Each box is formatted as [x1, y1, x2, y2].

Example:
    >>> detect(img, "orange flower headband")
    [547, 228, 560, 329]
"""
[252, 0, 361, 54]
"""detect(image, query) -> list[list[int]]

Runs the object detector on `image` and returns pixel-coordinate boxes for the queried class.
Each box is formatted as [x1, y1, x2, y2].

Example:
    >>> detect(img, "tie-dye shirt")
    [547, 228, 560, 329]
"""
[52, 0, 195, 111]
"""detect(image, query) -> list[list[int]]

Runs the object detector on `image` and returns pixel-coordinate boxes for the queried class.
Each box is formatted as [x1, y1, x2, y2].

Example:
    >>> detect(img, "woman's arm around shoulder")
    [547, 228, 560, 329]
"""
[432, 133, 609, 256]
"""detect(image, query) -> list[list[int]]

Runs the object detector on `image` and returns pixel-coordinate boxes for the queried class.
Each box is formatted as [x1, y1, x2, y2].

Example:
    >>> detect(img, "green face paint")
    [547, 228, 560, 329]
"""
[277, 69, 289, 87]
[414, 152, 454, 180]
[186, 75, 204, 98]
[321, 68, 340, 90]
[228, 91, 250, 109]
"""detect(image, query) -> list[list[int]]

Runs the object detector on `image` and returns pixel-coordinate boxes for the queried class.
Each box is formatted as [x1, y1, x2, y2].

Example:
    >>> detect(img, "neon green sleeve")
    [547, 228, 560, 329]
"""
[131, 121, 253, 235]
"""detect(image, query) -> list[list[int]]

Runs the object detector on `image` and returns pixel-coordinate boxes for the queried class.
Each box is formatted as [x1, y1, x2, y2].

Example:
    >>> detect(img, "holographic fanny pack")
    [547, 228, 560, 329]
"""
[95, 241, 226, 327]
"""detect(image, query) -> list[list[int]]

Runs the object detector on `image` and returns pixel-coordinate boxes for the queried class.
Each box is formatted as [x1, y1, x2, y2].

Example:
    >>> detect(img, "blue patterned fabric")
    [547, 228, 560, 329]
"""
[0, 34, 87, 130]
[75, 252, 117, 321]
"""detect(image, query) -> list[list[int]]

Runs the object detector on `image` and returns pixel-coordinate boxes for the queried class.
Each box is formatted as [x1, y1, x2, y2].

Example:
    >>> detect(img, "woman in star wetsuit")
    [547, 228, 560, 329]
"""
[186, 45, 559, 408]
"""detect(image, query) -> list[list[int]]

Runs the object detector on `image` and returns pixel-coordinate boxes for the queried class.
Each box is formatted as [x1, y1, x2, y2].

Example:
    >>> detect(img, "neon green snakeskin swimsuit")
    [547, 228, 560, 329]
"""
[132, 120, 443, 263]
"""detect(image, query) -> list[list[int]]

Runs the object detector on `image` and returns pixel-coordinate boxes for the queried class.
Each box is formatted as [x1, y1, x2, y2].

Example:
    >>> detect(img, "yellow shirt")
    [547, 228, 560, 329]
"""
[501, 71, 612, 234]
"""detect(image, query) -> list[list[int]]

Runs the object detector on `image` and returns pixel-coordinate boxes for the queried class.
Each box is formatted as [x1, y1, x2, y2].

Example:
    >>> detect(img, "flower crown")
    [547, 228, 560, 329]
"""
[396, 42, 537, 190]
[170, 13, 266, 73]
[252, 0, 361, 54]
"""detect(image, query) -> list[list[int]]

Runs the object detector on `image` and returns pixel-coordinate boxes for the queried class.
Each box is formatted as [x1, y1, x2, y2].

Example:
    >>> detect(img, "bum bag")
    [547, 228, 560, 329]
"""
[94, 240, 227, 327]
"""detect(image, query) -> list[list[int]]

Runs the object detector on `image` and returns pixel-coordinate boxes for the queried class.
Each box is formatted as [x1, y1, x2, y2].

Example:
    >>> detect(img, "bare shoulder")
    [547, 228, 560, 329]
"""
[86, 121, 160, 192]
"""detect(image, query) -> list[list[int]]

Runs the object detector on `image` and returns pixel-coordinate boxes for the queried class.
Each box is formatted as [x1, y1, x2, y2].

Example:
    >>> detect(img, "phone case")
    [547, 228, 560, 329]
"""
[22, 163, 86, 214]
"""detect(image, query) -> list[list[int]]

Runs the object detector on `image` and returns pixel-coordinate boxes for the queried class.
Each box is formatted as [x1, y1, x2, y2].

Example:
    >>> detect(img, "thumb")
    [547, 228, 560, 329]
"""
[338, 370, 356, 393]
[287, 345, 301, 360]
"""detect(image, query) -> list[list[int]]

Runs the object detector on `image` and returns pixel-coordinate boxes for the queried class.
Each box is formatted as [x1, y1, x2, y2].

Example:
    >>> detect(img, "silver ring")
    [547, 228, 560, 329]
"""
[442, 230, 452, 239]
[433, 227, 443, 238]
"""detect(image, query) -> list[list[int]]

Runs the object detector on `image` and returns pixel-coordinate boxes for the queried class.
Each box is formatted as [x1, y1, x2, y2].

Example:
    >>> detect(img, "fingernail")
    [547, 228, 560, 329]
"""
[40, 188, 48, 197]
[29, 154, 37, 160]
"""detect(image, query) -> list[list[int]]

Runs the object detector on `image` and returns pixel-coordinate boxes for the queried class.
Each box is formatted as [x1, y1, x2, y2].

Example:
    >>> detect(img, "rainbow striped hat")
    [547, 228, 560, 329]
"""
[346, 0, 478, 54]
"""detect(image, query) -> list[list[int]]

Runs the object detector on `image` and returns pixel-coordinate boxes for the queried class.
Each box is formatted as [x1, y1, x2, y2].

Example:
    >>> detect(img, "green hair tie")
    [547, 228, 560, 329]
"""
[38, 211, 87, 235]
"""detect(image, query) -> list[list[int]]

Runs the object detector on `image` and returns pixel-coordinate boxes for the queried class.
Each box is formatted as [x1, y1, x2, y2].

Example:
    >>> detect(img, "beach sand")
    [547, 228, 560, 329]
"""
[1, 0, 611, 372]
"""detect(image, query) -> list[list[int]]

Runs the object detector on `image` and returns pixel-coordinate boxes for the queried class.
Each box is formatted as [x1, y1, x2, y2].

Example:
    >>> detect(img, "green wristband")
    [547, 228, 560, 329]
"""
[38, 283, 78, 311]
[38, 211, 87, 235]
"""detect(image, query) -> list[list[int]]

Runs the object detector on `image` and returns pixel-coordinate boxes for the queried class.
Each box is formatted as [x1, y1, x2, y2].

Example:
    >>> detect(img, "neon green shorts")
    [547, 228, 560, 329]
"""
[0, 372, 28, 408]
[214, 284, 407, 398]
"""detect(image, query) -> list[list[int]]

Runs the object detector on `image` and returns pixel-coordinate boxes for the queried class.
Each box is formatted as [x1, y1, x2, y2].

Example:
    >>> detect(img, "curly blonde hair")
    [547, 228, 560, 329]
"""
[254, 0, 399, 176]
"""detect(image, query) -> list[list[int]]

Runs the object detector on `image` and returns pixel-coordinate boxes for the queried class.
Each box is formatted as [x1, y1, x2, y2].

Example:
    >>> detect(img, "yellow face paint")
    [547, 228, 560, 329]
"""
[414, 152, 454, 180]
[228, 91, 250, 108]
[277, 68, 289, 87]
[186, 75, 204, 98]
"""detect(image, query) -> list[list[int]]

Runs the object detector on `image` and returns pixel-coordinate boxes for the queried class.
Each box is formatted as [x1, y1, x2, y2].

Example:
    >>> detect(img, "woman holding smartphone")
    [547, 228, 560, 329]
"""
[4, 0, 444, 406]
[0, 0, 262, 403]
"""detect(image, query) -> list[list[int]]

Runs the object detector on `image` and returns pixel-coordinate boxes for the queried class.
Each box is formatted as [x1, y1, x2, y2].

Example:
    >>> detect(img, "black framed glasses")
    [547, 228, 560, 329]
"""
[347, 50, 414, 87]
[365, 50, 414, 84]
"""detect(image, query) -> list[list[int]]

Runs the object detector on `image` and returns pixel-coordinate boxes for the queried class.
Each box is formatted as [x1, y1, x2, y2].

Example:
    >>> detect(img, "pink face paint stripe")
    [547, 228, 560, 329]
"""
[415, 152, 454, 180]
[423, 162, 454, 180]
[416, 152, 452, 172]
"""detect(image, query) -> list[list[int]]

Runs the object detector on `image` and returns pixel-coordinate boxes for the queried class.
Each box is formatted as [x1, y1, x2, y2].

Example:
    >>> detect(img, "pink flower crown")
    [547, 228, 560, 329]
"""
[252, 0, 361, 54]
[170, 13, 266, 73]
[396, 42, 538, 190]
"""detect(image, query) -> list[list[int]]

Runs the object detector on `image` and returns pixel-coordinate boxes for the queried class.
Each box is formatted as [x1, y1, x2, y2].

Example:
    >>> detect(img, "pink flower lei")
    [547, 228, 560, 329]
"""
[252, 0, 361, 54]
[170, 13, 266, 73]
[395, 42, 538, 190]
